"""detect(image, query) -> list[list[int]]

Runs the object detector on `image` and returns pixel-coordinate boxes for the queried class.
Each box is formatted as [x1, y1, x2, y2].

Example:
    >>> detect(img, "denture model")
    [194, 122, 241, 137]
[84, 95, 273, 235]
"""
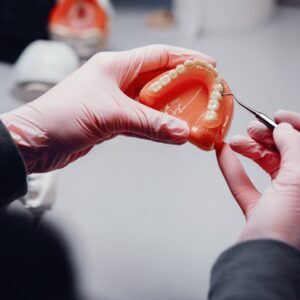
[49, 0, 108, 59]
[139, 59, 234, 151]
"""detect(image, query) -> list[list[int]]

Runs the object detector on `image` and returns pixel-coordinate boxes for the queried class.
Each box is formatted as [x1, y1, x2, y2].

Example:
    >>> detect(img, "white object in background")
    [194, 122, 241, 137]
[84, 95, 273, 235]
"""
[173, 0, 204, 37]
[11, 40, 80, 102]
[204, 0, 276, 33]
[99, 0, 115, 23]
[19, 172, 57, 215]
[173, 0, 276, 36]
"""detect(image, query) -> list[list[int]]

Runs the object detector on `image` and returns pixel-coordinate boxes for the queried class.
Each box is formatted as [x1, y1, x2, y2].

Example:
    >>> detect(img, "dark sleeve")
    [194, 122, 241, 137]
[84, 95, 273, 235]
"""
[0, 120, 27, 206]
[209, 240, 300, 300]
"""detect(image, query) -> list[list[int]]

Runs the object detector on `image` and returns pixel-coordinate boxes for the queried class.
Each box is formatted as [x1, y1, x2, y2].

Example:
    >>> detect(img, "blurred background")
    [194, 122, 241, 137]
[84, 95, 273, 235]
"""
[0, 0, 300, 299]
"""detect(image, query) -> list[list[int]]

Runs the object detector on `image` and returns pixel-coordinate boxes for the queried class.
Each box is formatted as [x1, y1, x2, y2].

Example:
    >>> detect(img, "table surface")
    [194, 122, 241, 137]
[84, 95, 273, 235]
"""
[1, 7, 300, 300]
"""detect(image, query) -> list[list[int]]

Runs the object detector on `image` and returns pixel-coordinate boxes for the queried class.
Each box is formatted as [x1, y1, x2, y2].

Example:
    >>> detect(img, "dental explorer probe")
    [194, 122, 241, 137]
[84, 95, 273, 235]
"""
[222, 93, 277, 130]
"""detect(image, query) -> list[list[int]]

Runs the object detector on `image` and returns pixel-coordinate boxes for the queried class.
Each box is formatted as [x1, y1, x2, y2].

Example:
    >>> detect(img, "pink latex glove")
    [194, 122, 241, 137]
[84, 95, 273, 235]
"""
[1, 45, 216, 173]
[217, 110, 300, 250]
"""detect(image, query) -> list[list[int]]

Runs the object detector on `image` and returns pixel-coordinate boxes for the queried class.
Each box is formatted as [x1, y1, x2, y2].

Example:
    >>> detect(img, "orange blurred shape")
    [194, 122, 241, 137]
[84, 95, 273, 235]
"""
[49, 0, 109, 58]
[49, 0, 107, 32]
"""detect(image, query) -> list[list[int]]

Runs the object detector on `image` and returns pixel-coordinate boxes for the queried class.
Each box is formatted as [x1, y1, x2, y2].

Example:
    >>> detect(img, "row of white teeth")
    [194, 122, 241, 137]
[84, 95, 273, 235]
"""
[147, 58, 224, 122]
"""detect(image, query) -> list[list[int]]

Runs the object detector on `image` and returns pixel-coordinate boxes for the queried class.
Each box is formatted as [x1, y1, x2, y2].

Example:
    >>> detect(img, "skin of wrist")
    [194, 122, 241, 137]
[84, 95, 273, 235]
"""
[238, 223, 300, 252]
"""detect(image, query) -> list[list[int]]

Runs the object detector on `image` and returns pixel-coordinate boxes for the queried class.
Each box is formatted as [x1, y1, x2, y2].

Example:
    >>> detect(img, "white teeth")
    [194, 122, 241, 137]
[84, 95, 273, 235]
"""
[207, 99, 220, 111]
[207, 64, 215, 71]
[159, 75, 171, 86]
[215, 83, 224, 93]
[176, 64, 186, 74]
[152, 82, 162, 92]
[184, 60, 193, 68]
[148, 83, 156, 92]
[216, 75, 223, 84]
[211, 91, 222, 101]
[194, 58, 204, 66]
[169, 69, 178, 79]
[148, 61, 225, 98]
[212, 68, 219, 75]
[204, 110, 217, 122]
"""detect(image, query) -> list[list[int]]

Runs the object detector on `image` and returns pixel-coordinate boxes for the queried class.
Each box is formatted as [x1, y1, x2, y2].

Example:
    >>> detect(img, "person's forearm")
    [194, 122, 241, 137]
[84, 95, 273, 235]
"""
[209, 240, 300, 300]
[0, 119, 27, 206]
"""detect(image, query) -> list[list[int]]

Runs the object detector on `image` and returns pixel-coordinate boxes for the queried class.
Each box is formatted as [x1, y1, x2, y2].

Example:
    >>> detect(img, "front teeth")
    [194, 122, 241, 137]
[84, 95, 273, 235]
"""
[194, 58, 205, 67]
[160, 74, 171, 86]
[204, 111, 217, 122]
[169, 69, 178, 79]
[184, 60, 194, 68]
[147, 58, 225, 124]
[207, 99, 220, 111]
[148, 82, 162, 93]
[176, 64, 186, 74]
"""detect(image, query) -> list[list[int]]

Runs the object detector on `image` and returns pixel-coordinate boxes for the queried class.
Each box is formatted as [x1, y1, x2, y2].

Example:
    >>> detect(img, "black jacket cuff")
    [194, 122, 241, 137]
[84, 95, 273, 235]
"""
[209, 240, 300, 300]
[0, 120, 27, 206]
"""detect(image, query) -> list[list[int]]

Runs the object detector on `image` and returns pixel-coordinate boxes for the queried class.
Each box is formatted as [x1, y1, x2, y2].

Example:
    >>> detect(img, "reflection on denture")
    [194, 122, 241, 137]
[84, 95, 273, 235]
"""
[164, 87, 203, 115]
[147, 58, 224, 123]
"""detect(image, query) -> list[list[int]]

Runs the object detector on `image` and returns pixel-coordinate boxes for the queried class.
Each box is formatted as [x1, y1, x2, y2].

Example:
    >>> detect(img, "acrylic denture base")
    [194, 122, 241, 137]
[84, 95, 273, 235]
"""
[139, 58, 234, 151]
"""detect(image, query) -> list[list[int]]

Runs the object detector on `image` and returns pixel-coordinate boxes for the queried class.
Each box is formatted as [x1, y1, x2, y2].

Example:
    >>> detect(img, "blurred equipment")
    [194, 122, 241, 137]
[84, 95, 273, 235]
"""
[11, 40, 80, 102]
[49, 0, 110, 59]
[19, 172, 57, 223]
[146, 9, 176, 28]
[173, 0, 276, 36]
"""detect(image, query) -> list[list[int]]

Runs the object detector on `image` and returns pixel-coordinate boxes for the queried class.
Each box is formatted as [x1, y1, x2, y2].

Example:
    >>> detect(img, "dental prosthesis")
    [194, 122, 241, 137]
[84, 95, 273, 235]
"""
[49, 0, 109, 59]
[139, 59, 234, 150]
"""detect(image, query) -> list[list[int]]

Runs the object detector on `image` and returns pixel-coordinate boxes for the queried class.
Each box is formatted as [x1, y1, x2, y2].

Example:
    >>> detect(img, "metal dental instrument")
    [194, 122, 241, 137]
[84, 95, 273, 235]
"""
[222, 93, 277, 129]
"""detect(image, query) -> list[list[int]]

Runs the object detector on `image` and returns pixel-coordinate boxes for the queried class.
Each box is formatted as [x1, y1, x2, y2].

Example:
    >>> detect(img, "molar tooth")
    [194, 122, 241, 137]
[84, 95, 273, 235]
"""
[148, 86, 154, 93]
[216, 75, 223, 84]
[184, 59, 193, 68]
[207, 64, 215, 72]
[168, 69, 178, 79]
[204, 110, 217, 122]
[211, 91, 222, 101]
[176, 64, 186, 74]
[159, 75, 171, 86]
[152, 82, 162, 92]
[212, 67, 219, 75]
[207, 99, 220, 111]
[214, 83, 224, 93]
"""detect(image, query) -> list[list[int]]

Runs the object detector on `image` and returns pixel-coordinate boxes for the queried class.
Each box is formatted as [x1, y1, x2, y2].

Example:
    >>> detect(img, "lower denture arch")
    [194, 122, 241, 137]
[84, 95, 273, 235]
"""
[139, 58, 234, 151]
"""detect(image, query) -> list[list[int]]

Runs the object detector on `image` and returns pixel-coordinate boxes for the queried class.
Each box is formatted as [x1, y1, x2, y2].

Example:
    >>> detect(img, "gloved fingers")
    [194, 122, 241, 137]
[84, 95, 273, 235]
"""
[119, 94, 190, 144]
[247, 120, 275, 146]
[274, 110, 300, 131]
[216, 143, 261, 216]
[105, 44, 216, 90]
[121, 132, 185, 144]
[125, 69, 170, 99]
[273, 123, 300, 163]
[230, 135, 280, 178]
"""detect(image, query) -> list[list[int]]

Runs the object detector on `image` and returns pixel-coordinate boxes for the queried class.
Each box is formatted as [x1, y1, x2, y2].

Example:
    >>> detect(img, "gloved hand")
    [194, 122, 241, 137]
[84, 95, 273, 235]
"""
[1, 45, 216, 173]
[217, 110, 300, 251]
